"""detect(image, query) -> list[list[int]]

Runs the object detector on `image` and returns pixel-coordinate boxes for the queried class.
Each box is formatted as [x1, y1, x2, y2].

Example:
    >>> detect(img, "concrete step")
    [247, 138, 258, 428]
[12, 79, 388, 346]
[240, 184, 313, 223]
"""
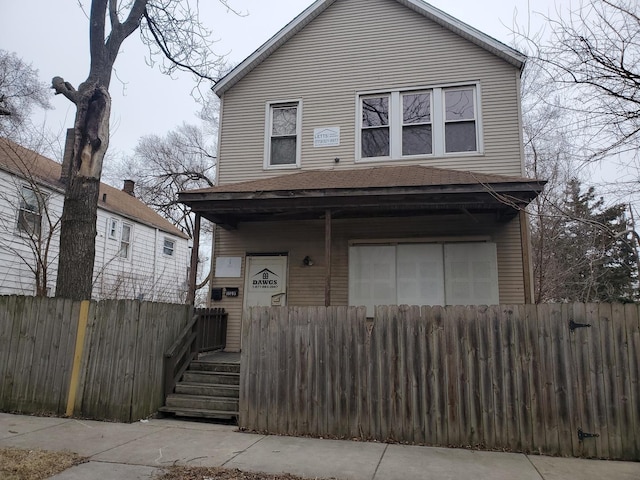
[175, 383, 239, 398]
[159, 406, 238, 421]
[165, 394, 238, 412]
[181, 371, 239, 386]
[190, 361, 240, 374]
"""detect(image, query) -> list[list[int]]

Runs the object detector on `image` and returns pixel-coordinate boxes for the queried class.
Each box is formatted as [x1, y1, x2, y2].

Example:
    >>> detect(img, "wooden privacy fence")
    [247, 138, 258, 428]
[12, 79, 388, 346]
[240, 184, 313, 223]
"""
[240, 304, 640, 461]
[0, 295, 191, 422]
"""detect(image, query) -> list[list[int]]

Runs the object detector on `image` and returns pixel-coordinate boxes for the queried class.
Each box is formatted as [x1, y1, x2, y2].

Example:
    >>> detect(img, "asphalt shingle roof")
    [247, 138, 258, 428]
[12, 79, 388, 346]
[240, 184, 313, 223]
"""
[187, 164, 540, 195]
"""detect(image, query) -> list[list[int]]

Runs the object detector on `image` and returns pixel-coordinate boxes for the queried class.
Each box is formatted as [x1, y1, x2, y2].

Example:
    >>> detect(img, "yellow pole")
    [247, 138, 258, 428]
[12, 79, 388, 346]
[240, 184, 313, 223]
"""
[65, 300, 90, 417]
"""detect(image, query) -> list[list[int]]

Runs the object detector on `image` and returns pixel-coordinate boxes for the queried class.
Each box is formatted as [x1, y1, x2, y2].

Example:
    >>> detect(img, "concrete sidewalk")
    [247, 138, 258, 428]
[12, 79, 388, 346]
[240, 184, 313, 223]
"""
[1, 413, 638, 480]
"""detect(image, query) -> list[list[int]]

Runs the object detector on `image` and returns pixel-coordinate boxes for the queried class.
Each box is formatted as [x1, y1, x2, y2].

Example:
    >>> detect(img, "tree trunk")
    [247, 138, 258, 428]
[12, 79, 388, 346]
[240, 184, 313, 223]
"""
[55, 83, 111, 300]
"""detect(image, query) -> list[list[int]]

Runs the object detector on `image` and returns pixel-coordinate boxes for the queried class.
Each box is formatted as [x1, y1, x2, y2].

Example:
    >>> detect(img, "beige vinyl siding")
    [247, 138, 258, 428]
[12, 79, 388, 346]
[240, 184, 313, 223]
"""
[218, 0, 524, 185]
[213, 213, 525, 351]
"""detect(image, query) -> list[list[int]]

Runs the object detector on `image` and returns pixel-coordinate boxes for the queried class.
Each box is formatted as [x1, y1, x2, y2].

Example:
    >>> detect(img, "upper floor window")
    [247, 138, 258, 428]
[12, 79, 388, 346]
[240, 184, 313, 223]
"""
[107, 218, 118, 240]
[444, 87, 477, 153]
[17, 186, 44, 237]
[119, 223, 132, 259]
[357, 84, 480, 161]
[265, 101, 301, 168]
[163, 238, 175, 256]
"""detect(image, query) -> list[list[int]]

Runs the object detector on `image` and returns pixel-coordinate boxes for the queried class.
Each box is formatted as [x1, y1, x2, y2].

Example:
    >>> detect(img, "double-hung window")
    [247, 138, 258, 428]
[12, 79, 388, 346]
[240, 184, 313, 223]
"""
[17, 186, 44, 237]
[402, 92, 432, 155]
[265, 101, 301, 168]
[119, 223, 132, 259]
[444, 87, 477, 152]
[361, 95, 390, 157]
[107, 218, 118, 240]
[358, 84, 480, 160]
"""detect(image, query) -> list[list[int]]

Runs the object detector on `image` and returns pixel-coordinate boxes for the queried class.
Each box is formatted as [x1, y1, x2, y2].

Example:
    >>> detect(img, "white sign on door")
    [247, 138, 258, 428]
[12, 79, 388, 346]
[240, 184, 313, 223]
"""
[243, 256, 288, 307]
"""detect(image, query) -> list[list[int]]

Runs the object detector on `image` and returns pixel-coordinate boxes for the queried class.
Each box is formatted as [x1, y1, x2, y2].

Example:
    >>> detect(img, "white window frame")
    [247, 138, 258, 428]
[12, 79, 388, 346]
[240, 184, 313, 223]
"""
[356, 82, 482, 162]
[16, 185, 45, 237]
[119, 222, 132, 259]
[264, 100, 302, 170]
[107, 218, 119, 240]
[163, 237, 175, 256]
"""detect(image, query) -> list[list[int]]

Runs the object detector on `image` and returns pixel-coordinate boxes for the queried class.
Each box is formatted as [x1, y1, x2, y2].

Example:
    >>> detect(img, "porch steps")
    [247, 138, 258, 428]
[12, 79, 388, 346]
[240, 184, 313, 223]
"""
[160, 359, 240, 421]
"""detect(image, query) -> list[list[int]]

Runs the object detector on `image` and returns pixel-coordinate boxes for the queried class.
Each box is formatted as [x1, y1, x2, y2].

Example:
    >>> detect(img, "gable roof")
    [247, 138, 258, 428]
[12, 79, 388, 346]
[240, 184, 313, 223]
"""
[0, 138, 188, 239]
[213, 0, 527, 96]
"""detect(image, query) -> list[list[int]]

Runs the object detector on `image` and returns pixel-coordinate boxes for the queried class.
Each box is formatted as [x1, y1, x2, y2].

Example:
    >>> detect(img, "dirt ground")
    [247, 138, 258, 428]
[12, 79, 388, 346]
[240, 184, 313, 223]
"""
[155, 466, 337, 480]
[0, 447, 336, 480]
[0, 447, 85, 480]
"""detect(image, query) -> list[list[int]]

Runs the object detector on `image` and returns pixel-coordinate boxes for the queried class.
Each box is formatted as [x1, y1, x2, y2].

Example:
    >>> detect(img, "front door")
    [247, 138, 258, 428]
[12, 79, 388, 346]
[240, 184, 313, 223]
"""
[243, 255, 288, 308]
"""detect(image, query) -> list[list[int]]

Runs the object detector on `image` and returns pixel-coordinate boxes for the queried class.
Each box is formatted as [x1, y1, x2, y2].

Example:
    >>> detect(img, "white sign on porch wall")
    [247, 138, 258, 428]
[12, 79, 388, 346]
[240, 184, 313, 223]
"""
[215, 257, 242, 277]
[313, 127, 340, 147]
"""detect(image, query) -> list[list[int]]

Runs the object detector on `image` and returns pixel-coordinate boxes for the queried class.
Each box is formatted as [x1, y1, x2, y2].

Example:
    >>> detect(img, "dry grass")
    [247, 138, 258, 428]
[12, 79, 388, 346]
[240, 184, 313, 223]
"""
[155, 466, 338, 480]
[0, 447, 85, 480]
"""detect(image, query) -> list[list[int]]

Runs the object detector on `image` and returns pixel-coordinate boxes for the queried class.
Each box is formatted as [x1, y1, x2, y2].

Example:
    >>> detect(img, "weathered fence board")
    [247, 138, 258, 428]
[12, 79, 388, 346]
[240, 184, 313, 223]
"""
[240, 303, 640, 461]
[0, 295, 190, 422]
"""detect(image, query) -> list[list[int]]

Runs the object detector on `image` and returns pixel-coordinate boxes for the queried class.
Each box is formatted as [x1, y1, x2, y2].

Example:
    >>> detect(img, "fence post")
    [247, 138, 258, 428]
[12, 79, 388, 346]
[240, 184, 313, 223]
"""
[65, 300, 91, 417]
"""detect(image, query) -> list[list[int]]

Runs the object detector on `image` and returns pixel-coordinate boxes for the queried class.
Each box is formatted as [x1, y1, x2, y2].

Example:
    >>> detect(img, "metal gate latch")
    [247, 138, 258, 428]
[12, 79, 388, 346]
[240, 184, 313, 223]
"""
[569, 320, 592, 331]
[578, 428, 599, 441]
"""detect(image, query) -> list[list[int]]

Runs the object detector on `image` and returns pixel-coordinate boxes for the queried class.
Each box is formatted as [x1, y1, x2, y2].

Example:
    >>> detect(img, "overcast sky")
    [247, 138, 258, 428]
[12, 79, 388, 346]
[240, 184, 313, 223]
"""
[0, 0, 556, 160]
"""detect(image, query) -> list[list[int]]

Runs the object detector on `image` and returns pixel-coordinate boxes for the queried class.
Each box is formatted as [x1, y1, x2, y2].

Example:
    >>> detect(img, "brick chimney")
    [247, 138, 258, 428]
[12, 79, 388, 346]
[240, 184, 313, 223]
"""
[60, 128, 74, 187]
[123, 179, 135, 196]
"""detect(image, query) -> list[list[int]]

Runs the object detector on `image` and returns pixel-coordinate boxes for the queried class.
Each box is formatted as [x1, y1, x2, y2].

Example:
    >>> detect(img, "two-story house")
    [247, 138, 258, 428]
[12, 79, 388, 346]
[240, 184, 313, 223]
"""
[179, 0, 545, 351]
[0, 137, 190, 302]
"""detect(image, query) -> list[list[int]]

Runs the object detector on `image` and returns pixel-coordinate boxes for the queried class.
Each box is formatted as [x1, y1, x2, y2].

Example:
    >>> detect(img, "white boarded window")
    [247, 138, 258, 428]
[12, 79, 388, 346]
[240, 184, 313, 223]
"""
[349, 242, 498, 314]
[397, 244, 445, 306]
[349, 245, 396, 316]
[444, 243, 498, 306]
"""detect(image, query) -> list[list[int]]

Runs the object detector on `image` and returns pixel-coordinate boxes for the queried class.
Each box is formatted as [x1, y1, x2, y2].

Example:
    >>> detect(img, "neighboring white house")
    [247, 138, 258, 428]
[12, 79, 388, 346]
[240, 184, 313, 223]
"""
[0, 138, 190, 302]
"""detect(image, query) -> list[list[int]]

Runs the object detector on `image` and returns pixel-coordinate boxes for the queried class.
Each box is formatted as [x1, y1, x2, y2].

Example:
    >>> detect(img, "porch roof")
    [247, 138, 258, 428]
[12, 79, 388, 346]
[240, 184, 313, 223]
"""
[179, 165, 545, 229]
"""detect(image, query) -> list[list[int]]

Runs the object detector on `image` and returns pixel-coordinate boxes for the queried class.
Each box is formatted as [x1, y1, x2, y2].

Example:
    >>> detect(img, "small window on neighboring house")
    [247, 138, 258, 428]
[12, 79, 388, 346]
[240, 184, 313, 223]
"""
[17, 186, 43, 237]
[266, 101, 301, 168]
[107, 218, 118, 240]
[119, 223, 132, 259]
[163, 238, 175, 256]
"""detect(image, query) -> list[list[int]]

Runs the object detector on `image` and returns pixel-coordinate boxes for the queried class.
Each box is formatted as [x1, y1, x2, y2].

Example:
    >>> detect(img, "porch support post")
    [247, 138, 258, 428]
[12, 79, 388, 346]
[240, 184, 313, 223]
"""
[187, 213, 202, 305]
[324, 209, 332, 307]
[519, 210, 534, 303]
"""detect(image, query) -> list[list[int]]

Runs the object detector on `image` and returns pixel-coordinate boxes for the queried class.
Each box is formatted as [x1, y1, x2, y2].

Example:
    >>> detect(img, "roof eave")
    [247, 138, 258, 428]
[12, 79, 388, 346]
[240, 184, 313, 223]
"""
[213, 0, 336, 96]
[180, 180, 546, 204]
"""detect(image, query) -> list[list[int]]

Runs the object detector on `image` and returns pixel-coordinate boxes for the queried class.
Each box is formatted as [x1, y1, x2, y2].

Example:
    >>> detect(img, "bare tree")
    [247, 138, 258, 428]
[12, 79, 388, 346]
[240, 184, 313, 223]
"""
[51, 0, 230, 299]
[519, 56, 581, 301]
[537, 0, 640, 162]
[120, 122, 216, 237]
[0, 50, 52, 142]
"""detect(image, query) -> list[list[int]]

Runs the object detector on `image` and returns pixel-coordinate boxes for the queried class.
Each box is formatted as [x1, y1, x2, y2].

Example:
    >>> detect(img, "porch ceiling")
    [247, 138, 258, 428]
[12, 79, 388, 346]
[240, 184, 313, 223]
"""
[178, 165, 545, 229]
